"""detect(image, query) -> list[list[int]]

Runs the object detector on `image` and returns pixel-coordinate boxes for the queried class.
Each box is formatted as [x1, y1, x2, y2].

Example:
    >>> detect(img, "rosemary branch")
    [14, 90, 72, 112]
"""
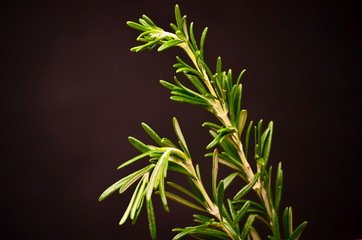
[99, 4, 307, 240]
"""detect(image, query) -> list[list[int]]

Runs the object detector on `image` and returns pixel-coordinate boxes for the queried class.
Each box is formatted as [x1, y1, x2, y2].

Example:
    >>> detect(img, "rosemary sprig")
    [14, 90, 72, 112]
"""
[99, 5, 307, 240]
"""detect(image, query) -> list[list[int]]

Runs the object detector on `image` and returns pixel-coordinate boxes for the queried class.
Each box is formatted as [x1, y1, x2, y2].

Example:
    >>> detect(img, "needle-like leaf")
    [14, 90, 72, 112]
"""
[146, 149, 172, 200]
[233, 173, 260, 201]
[128, 136, 151, 153]
[240, 214, 256, 239]
[167, 181, 205, 207]
[289, 222, 308, 240]
[146, 197, 157, 240]
[173, 117, 189, 153]
[275, 162, 283, 212]
[232, 200, 250, 227]
[117, 150, 158, 170]
[212, 149, 219, 201]
[163, 191, 207, 212]
[141, 122, 163, 146]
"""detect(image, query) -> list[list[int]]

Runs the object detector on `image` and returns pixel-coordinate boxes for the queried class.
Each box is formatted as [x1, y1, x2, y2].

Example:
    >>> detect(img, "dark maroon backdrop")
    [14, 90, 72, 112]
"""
[2, 0, 361, 239]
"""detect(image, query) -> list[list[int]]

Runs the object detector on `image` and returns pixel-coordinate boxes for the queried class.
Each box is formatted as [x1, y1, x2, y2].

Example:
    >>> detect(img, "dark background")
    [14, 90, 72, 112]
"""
[2, 0, 361, 239]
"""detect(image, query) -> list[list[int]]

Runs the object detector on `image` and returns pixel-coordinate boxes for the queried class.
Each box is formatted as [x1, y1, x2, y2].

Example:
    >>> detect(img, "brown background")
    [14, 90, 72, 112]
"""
[2, 0, 361, 239]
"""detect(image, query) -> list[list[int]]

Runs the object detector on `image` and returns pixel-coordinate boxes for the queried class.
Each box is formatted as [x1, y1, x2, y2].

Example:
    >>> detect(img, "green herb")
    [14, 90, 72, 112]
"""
[99, 5, 307, 240]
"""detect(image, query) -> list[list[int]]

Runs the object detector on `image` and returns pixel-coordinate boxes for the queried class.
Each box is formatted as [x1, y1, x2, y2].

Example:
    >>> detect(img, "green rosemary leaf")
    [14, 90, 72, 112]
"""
[132, 194, 144, 225]
[227, 199, 237, 221]
[160, 80, 179, 91]
[130, 40, 157, 52]
[216, 152, 244, 173]
[206, 131, 226, 149]
[289, 221, 307, 240]
[163, 191, 207, 212]
[173, 63, 183, 68]
[232, 199, 266, 212]
[222, 172, 238, 190]
[233, 200, 250, 226]
[227, 69, 233, 93]
[216, 180, 224, 215]
[174, 4, 182, 29]
[128, 136, 151, 152]
[126, 21, 149, 31]
[141, 122, 163, 146]
[158, 39, 183, 52]
[170, 23, 178, 32]
[228, 91, 236, 126]
[170, 95, 210, 107]
[217, 126, 237, 134]
[218, 143, 241, 166]
[98, 178, 127, 202]
[193, 214, 215, 223]
[233, 172, 260, 200]
[200, 27, 208, 61]
[167, 161, 192, 177]
[130, 173, 149, 219]
[146, 197, 157, 240]
[142, 15, 156, 27]
[235, 84, 242, 126]
[161, 137, 177, 148]
[236, 69, 246, 86]
[196, 164, 203, 183]
[247, 208, 269, 217]
[216, 57, 222, 78]
[172, 224, 209, 240]
[119, 178, 143, 225]
[212, 149, 219, 201]
[189, 22, 198, 51]
[173, 117, 189, 153]
[260, 128, 270, 154]
[119, 164, 155, 194]
[146, 149, 172, 200]
[275, 162, 283, 212]
[117, 150, 158, 170]
[138, 18, 150, 27]
[282, 207, 293, 238]
[257, 120, 263, 148]
[181, 15, 189, 40]
[176, 66, 201, 76]
[184, 73, 208, 94]
[272, 210, 281, 239]
[237, 109, 248, 138]
[189, 229, 230, 240]
[244, 121, 253, 158]
[218, 222, 239, 240]
[178, 140, 190, 158]
[175, 56, 192, 67]
[263, 121, 273, 166]
[240, 214, 256, 239]
[167, 181, 205, 206]
[202, 122, 222, 131]
[266, 166, 274, 205]
[171, 89, 207, 106]
[159, 173, 169, 212]
[215, 57, 223, 97]
[98, 164, 154, 201]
